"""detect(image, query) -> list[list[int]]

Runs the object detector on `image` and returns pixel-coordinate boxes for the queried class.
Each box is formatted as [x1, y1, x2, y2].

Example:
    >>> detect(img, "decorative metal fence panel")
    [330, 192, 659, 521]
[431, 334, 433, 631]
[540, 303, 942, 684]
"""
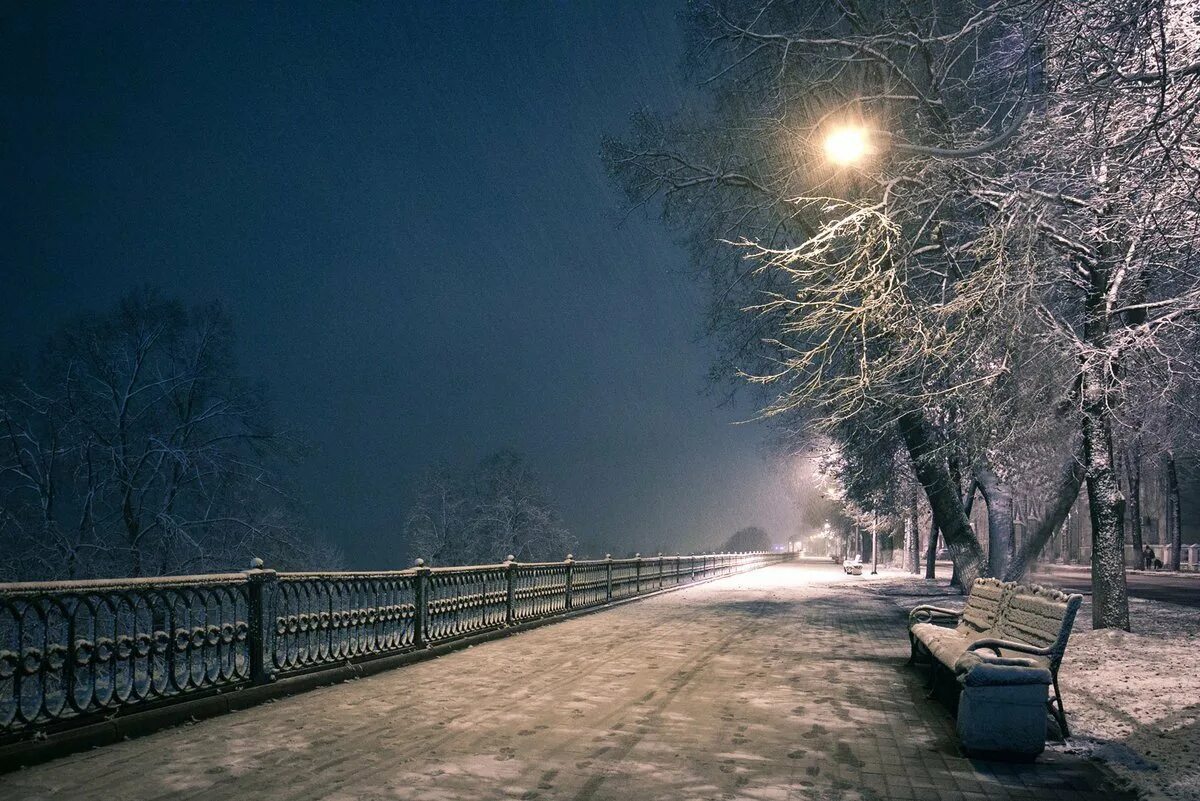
[512, 564, 569, 621]
[425, 567, 508, 643]
[0, 575, 250, 734]
[611, 559, 641, 599]
[0, 551, 789, 741]
[272, 573, 417, 675]
[571, 562, 609, 608]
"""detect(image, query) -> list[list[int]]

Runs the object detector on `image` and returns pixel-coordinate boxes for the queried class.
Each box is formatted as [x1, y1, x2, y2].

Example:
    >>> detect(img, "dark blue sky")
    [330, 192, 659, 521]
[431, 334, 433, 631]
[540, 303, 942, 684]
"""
[1, 2, 800, 567]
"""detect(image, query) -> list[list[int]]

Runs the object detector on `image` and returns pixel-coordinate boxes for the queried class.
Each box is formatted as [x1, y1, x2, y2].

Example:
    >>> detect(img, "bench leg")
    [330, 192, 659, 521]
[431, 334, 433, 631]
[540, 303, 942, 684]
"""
[1049, 672, 1070, 739]
[908, 633, 933, 668]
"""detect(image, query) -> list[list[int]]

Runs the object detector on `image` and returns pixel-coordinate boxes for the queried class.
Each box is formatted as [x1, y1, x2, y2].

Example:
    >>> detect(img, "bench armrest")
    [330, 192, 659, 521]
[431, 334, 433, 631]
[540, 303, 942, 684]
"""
[965, 638, 1053, 658]
[972, 654, 1040, 668]
[908, 605, 962, 624]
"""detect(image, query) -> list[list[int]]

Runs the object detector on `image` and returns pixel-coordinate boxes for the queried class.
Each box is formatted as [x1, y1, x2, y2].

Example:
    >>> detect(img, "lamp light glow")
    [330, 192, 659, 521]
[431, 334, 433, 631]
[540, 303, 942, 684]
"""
[824, 126, 869, 165]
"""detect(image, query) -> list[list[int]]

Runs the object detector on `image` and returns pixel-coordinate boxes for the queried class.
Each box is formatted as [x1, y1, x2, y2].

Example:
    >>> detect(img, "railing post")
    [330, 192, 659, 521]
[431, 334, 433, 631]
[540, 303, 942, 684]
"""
[605, 553, 613, 602]
[413, 558, 431, 648]
[505, 555, 517, 625]
[635, 553, 642, 594]
[564, 553, 575, 610]
[245, 557, 278, 686]
[657, 553, 664, 589]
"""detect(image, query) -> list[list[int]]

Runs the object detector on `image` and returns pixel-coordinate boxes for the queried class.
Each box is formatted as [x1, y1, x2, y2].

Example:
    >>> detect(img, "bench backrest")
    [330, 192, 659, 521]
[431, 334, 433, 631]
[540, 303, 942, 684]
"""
[956, 577, 1011, 637]
[995, 583, 1083, 668]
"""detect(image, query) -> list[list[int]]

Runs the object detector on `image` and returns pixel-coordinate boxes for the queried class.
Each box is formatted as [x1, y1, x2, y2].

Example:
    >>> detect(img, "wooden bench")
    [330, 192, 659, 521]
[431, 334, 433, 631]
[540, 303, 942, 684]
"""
[908, 578, 1083, 736]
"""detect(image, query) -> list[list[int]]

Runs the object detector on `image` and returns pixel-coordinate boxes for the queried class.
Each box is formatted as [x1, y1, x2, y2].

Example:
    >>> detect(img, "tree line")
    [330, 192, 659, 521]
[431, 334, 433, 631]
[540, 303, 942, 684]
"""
[605, 0, 1200, 629]
[0, 293, 576, 580]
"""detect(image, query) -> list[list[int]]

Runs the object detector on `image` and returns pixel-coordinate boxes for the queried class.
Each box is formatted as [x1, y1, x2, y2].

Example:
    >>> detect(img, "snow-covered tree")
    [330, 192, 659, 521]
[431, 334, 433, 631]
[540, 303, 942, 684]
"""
[608, 0, 1200, 628]
[0, 290, 336, 580]
[404, 450, 575, 566]
[722, 525, 771, 552]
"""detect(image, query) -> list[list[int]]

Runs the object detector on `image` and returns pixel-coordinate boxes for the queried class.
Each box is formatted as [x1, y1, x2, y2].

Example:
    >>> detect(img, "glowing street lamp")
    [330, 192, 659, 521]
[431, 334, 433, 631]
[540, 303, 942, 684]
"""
[824, 125, 870, 166]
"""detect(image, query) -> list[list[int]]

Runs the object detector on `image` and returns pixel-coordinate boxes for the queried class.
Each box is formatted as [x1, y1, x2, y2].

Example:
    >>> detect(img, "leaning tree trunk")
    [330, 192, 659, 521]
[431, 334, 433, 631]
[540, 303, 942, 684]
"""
[1081, 352, 1130, 630]
[948, 479, 980, 589]
[896, 407, 987, 587]
[1005, 447, 1085, 580]
[977, 465, 1015, 581]
[1167, 454, 1182, 571]
[922, 479, 980, 579]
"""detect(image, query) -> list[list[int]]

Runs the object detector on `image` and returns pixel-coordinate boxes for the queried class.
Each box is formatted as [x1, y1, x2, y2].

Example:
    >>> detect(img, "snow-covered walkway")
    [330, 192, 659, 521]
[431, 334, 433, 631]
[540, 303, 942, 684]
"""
[0, 561, 1131, 801]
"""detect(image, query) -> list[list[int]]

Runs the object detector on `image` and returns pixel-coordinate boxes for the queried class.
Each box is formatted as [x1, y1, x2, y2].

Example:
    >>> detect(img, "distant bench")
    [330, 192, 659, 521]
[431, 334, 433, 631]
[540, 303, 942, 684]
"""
[907, 578, 1083, 739]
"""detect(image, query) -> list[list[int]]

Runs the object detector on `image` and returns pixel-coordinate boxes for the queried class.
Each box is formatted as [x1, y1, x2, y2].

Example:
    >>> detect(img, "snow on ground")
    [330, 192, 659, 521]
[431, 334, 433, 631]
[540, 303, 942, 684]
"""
[1045, 564, 1200, 579]
[1057, 596, 1200, 801]
[867, 569, 1200, 801]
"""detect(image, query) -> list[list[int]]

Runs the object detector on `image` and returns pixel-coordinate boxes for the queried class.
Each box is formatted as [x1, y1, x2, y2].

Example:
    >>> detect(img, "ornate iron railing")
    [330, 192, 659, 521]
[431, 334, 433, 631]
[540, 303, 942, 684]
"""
[271, 571, 417, 675]
[0, 551, 789, 741]
[0, 574, 251, 737]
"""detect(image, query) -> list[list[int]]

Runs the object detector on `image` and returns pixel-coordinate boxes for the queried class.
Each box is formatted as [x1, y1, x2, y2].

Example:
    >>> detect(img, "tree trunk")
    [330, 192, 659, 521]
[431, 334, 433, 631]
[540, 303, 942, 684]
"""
[948, 480, 979, 589]
[923, 479, 979, 580]
[1160, 461, 1171, 545]
[906, 494, 920, 574]
[901, 514, 913, 572]
[924, 518, 938, 579]
[1066, 505, 1080, 563]
[977, 465, 1015, 580]
[1082, 354, 1130, 630]
[1167, 454, 1182, 571]
[1128, 456, 1143, 556]
[896, 407, 987, 587]
[1076, 220, 1131, 629]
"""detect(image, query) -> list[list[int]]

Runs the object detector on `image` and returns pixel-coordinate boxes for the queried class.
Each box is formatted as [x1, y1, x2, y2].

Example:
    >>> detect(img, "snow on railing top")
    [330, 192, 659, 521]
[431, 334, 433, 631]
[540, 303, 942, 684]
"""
[0, 572, 250, 596]
[255, 552, 760, 578]
[0, 552, 766, 590]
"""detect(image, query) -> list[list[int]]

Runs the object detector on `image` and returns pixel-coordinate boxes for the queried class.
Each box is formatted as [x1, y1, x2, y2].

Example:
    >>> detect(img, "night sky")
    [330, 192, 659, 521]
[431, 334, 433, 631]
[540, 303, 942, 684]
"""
[1, 2, 801, 568]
